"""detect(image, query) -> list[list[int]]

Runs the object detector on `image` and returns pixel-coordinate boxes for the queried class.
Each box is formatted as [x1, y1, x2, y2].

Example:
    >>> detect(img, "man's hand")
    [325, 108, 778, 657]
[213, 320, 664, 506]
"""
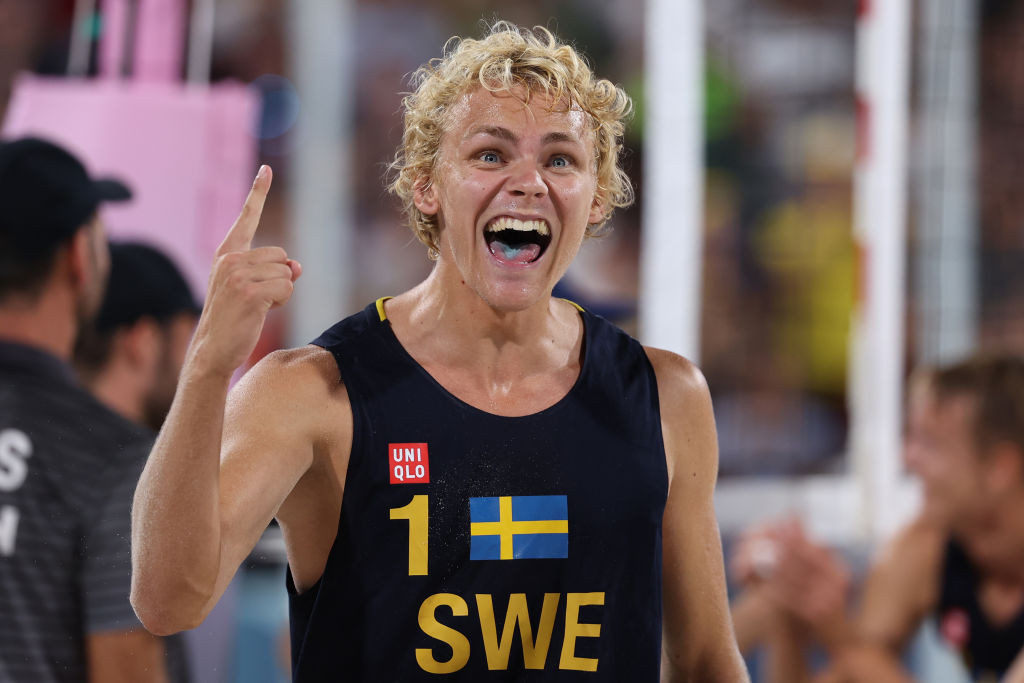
[765, 521, 852, 636]
[188, 165, 302, 377]
[730, 521, 788, 588]
[131, 165, 303, 634]
[733, 520, 853, 652]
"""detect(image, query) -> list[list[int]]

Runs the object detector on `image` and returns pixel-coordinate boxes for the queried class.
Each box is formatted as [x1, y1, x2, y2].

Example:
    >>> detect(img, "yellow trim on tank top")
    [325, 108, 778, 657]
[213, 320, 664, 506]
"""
[375, 296, 582, 322]
[375, 297, 393, 321]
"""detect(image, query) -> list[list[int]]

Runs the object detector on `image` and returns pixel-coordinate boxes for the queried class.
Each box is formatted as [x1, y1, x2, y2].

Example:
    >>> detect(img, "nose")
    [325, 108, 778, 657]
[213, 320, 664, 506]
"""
[505, 160, 547, 198]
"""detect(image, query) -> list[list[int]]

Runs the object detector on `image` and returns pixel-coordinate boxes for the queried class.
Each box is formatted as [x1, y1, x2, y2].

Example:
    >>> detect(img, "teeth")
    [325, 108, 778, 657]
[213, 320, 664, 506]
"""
[485, 217, 549, 236]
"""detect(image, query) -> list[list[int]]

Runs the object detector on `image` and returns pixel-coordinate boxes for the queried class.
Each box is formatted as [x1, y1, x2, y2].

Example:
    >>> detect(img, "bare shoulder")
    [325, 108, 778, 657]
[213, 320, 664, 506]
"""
[231, 345, 343, 407]
[642, 346, 716, 486]
[236, 345, 341, 394]
[651, 347, 747, 680]
[245, 347, 353, 590]
[643, 346, 710, 404]
[226, 345, 349, 445]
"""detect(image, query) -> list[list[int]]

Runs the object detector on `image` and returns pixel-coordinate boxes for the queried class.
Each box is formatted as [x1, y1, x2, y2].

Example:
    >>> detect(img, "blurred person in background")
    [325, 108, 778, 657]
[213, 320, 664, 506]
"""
[74, 241, 201, 433]
[731, 355, 1024, 683]
[0, 137, 172, 682]
[729, 517, 853, 683]
[72, 241, 201, 682]
[130, 21, 747, 682]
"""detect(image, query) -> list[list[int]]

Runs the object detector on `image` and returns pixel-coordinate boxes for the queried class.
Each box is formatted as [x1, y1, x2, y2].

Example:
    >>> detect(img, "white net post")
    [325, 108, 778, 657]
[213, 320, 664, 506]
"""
[639, 0, 704, 360]
[286, 0, 355, 346]
[850, 0, 913, 541]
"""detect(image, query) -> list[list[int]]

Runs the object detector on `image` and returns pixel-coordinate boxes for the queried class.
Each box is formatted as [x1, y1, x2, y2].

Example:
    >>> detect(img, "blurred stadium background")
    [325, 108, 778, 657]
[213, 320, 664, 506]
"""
[1, 0, 1020, 680]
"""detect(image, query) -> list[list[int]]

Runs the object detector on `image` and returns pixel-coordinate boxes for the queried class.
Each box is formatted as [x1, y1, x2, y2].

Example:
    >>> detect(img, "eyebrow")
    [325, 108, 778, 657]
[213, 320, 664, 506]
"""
[464, 126, 582, 147]
[466, 126, 517, 142]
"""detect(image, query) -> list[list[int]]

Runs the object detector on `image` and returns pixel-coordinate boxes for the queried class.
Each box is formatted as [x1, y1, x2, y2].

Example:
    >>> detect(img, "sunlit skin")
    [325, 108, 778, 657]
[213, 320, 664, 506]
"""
[415, 87, 604, 317]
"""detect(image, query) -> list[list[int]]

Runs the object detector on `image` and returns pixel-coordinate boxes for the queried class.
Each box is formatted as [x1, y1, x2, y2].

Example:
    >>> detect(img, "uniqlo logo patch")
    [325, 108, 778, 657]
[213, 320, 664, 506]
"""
[389, 443, 430, 484]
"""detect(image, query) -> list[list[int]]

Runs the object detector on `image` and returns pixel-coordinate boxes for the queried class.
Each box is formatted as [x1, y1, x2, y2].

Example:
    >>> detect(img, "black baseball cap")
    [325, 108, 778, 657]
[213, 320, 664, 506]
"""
[96, 242, 202, 332]
[0, 136, 132, 259]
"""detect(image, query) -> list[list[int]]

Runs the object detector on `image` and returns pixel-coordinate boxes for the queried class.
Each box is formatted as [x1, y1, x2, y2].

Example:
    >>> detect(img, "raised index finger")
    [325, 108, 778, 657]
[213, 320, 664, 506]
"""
[217, 165, 272, 256]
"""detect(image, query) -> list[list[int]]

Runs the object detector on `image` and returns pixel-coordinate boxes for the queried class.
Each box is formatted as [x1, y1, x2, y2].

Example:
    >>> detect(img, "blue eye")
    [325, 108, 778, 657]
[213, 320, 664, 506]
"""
[481, 152, 500, 163]
[551, 156, 569, 168]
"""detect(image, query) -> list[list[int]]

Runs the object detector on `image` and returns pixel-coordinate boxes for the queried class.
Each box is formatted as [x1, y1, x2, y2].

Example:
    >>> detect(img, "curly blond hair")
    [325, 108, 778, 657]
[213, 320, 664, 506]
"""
[388, 21, 634, 257]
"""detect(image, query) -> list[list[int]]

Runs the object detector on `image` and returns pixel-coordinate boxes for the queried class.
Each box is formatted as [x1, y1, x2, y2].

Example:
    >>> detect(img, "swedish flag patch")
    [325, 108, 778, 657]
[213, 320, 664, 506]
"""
[469, 495, 568, 560]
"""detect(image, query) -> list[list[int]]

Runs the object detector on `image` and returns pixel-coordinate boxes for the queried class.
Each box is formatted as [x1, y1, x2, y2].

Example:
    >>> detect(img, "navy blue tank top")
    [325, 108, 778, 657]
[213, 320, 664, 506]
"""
[936, 539, 1024, 680]
[288, 300, 668, 681]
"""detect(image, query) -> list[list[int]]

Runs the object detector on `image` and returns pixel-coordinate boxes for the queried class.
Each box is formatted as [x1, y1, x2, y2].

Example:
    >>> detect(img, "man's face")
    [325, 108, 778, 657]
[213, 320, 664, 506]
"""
[142, 312, 197, 431]
[419, 86, 604, 312]
[904, 392, 986, 528]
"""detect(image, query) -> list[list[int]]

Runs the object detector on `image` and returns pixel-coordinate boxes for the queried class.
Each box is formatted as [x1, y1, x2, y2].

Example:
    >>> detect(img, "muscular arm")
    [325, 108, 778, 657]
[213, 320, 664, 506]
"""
[130, 167, 334, 633]
[131, 348, 339, 633]
[825, 517, 944, 682]
[647, 348, 749, 682]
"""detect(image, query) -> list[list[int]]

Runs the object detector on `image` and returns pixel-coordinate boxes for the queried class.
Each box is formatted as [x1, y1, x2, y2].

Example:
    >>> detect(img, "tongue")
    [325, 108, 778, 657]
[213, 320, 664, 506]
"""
[490, 239, 541, 264]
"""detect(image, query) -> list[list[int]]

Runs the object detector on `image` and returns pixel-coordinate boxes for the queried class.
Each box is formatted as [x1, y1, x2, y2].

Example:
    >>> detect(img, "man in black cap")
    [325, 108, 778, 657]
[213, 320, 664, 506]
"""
[71, 242, 201, 683]
[0, 137, 173, 682]
[75, 242, 202, 432]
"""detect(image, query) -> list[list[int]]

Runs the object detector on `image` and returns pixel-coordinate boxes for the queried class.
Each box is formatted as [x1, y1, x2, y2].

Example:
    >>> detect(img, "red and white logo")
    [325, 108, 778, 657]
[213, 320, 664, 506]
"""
[939, 608, 970, 650]
[389, 443, 430, 484]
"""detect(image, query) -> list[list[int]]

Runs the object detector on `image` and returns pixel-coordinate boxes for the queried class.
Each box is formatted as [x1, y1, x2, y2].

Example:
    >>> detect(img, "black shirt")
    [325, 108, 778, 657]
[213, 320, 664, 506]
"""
[936, 539, 1024, 681]
[289, 300, 668, 681]
[0, 340, 185, 682]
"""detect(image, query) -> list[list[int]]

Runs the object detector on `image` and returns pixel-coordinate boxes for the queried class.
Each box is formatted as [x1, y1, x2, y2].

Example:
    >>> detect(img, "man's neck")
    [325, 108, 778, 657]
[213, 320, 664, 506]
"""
[996, 501, 1024, 583]
[0, 289, 77, 360]
[86, 368, 145, 425]
[960, 500, 1024, 584]
[381, 270, 585, 417]
[396, 272, 579, 374]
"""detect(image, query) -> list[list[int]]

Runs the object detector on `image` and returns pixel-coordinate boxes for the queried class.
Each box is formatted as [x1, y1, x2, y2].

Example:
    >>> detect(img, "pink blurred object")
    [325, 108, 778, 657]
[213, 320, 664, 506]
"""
[1, 0, 259, 302]
[99, 0, 186, 82]
[133, 0, 187, 82]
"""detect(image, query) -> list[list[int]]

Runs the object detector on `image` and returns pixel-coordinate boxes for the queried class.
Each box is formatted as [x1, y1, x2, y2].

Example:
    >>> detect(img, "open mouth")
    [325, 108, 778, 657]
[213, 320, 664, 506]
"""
[483, 217, 552, 265]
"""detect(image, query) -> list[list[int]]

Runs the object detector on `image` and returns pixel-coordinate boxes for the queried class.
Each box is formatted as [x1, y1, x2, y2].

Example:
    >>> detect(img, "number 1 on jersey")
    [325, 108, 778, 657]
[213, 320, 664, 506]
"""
[390, 495, 428, 576]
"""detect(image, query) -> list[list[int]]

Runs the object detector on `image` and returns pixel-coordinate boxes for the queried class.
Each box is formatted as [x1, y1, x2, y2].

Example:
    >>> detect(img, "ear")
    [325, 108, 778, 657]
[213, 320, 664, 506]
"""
[413, 177, 439, 216]
[587, 192, 606, 226]
[66, 229, 91, 289]
[119, 318, 162, 374]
